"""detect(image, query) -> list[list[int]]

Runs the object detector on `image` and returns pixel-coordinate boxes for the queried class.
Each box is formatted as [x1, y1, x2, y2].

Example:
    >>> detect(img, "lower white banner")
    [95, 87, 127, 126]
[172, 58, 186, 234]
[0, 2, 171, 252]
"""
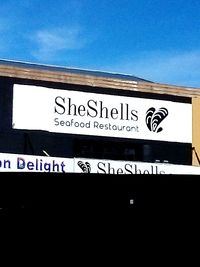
[1, 152, 200, 174]
[0, 152, 74, 172]
[74, 158, 200, 175]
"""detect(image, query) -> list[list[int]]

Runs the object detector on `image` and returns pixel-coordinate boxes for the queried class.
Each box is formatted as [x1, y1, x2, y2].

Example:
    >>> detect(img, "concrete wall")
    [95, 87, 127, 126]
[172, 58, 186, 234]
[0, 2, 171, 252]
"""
[192, 97, 200, 165]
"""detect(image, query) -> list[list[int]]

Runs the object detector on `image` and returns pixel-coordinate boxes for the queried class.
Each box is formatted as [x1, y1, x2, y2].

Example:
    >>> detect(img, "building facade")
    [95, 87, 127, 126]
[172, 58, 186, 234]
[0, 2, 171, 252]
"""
[0, 59, 200, 174]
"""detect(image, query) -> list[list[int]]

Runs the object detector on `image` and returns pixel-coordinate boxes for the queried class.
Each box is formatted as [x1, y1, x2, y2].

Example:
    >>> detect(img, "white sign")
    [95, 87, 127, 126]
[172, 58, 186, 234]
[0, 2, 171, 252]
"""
[0, 152, 200, 174]
[12, 84, 192, 143]
[74, 158, 200, 175]
[0, 153, 74, 172]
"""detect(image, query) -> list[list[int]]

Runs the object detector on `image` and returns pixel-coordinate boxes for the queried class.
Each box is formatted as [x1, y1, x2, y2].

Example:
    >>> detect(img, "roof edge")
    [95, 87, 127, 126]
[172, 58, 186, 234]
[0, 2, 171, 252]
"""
[0, 58, 151, 83]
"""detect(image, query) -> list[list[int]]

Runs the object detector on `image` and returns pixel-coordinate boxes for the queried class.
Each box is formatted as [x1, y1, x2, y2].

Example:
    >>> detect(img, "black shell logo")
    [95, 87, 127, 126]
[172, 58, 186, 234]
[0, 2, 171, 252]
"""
[146, 107, 168, 133]
[77, 161, 91, 173]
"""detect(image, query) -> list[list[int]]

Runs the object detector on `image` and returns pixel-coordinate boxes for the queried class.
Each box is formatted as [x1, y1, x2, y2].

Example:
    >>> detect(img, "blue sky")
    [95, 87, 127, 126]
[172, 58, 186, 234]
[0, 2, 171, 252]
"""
[1, 0, 200, 88]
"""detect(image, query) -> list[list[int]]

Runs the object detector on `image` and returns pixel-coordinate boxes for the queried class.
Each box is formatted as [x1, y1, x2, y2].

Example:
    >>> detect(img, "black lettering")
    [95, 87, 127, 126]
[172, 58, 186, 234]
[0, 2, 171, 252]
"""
[54, 118, 59, 125]
[78, 105, 86, 116]
[99, 101, 109, 118]
[131, 110, 138, 121]
[134, 164, 141, 174]
[54, 96, 65, 115]
[120, 103, 124, 120]
[87, 100, 98, 118]
[110, 108, 118, 119]
[68, 98, 77, 115]
[117, 168, 124, 174]
[124, 164, 133, 174]
[97, 162, 106, 174]
[107, 163, 115, 174]
[126, 103, 129, 120]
